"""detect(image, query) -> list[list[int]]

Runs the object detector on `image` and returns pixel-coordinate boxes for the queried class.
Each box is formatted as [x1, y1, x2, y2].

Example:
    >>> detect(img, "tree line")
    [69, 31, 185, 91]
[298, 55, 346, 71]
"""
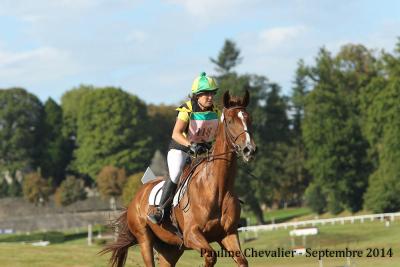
[1, 39, 399, 221]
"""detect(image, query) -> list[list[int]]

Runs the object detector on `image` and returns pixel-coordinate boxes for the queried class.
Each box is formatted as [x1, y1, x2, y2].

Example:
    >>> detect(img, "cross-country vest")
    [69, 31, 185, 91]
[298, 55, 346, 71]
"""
[169, 100, 220, 151]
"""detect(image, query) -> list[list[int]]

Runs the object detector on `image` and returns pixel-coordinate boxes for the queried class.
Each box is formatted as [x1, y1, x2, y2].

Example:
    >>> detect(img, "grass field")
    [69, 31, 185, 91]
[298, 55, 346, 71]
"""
[0, 219, 399, 267]
[242, 207, 313, 225]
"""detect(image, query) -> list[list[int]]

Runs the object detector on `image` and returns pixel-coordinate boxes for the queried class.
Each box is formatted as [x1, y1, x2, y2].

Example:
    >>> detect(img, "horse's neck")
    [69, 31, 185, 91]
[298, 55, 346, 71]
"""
[209, 123, 237, 196]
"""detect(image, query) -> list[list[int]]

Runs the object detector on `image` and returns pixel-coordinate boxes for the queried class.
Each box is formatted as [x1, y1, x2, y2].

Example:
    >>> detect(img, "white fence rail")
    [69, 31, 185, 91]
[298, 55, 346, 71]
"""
[238, 212, 400, 232]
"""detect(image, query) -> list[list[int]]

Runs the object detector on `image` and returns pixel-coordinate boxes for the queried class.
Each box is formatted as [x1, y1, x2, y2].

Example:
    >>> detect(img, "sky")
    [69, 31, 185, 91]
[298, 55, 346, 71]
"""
[1, 0, 399, 105]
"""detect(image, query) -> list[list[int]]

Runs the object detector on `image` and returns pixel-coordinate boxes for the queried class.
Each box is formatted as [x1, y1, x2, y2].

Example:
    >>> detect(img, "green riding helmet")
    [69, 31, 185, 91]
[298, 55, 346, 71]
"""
[191, 72, 219, 95]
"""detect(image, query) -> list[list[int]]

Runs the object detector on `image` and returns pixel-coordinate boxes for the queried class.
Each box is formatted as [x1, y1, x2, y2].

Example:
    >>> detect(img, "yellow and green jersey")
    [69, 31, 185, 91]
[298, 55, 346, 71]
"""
[169, 100, 220, 151]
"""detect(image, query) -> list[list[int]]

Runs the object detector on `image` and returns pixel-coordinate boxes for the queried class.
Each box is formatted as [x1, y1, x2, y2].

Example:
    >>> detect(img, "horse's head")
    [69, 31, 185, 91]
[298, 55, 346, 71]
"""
[221, 90, 256, 162]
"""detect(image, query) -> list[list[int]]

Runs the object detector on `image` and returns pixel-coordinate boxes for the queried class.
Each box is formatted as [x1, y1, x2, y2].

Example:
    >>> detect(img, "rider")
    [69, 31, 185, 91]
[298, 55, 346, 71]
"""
[147, 72, 220, 224]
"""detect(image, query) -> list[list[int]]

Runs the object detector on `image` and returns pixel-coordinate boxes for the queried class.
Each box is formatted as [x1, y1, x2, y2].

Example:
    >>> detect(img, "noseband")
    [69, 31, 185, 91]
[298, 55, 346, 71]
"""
[222, 107, 251, 153]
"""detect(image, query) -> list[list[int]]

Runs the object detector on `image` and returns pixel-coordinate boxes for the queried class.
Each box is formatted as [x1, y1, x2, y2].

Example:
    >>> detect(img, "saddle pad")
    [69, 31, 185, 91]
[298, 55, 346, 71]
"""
[148, 179, 191, 207]
[172, 177, 190, 207]
[148, 180, 165, 206]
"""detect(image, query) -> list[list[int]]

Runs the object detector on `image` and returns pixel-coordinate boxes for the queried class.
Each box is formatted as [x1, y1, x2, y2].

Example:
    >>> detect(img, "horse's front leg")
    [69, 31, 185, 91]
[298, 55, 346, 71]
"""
[183, 225, 217, 267]
[220, 232, 248, 267]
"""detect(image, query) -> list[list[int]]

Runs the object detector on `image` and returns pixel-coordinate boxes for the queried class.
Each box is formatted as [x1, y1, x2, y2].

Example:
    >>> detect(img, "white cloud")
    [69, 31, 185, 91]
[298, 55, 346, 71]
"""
[166, 0, 250, 20]
[258, 25, 308, 50]
[0, 46, 79, 84]
[0, 0, 139, 16]
[126, 30, 148, 44]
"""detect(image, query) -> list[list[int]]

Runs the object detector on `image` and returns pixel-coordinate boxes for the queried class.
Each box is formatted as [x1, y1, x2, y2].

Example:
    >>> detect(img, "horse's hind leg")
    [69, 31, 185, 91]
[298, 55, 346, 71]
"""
[136, 229, 156, 267]
[154, 242, 184, 267]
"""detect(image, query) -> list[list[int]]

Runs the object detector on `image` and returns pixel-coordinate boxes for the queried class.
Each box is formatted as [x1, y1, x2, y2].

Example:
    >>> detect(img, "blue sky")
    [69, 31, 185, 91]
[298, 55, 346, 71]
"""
[1, 0, 399, 105]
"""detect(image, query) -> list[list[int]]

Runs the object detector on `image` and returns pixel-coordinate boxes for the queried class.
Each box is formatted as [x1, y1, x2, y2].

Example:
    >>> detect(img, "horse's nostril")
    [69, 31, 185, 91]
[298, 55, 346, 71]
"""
[243, 147, 250, 155]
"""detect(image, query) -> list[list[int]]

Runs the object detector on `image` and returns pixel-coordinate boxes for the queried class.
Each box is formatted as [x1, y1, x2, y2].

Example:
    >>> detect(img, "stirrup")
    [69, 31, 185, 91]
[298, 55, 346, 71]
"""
[147, 208, 164, 224]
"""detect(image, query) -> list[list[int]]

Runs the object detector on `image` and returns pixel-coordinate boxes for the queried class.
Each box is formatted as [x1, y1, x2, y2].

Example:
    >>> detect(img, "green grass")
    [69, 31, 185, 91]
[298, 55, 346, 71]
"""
[242, 207, 312, 225]
[0, 220, 399, 266]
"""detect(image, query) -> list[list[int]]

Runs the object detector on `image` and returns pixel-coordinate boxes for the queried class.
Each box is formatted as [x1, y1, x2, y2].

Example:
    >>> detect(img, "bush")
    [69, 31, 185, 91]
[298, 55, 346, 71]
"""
[22, 171, 52, 205]
[44, 231, 65, 243]
[0, 231, 64, 244]
[54, 175, 87, 206]
[95, 238, 107, 245]
[96, 166, 127, 198]
[305, 183, 327, 214]
[122, 172, 143, 205]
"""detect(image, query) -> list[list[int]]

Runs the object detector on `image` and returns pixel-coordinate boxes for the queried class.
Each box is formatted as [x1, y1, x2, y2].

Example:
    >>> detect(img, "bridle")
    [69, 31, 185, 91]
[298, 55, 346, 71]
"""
[222, 106, 252, 154]
[194, 106, 252, 160]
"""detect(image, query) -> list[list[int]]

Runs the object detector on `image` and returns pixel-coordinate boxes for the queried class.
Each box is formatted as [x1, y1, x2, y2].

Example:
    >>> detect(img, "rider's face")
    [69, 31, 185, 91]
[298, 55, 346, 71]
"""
[197, 91, 216, 109]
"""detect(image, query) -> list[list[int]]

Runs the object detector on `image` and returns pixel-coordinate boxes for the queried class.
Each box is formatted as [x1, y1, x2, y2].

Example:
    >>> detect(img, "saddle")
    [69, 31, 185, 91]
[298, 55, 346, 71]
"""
[147, 156, 206, 240]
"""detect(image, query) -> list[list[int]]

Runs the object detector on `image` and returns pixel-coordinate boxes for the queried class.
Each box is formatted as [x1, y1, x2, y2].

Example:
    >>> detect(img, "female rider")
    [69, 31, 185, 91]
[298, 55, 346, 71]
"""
[147, 72, 220, 224]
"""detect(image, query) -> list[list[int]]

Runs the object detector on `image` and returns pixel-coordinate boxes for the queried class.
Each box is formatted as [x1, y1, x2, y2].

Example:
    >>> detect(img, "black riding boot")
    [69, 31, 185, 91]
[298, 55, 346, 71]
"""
[147, 178, 177, 224]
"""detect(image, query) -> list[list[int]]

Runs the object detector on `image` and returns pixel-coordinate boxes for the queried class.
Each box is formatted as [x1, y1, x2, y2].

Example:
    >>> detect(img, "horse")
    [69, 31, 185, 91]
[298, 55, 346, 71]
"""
[101, 90, 256, 267]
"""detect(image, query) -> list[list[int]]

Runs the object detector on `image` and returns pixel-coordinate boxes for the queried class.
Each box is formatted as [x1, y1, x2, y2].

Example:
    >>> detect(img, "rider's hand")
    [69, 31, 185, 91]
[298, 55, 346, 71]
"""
[188, 143, 207, 156]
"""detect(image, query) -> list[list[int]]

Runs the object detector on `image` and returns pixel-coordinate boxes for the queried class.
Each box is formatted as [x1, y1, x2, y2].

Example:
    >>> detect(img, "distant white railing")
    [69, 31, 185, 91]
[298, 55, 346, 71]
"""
[238, 212, 400, 232]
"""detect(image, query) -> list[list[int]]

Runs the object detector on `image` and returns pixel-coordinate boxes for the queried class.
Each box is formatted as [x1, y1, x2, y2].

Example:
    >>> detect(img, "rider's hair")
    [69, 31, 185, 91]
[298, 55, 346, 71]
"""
[189, 94, 198, 101]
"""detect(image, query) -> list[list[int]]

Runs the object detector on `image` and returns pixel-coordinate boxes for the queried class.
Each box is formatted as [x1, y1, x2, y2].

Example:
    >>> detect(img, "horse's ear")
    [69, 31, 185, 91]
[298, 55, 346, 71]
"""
[242, 89, 250, 107]
[223, 90, 230, 108]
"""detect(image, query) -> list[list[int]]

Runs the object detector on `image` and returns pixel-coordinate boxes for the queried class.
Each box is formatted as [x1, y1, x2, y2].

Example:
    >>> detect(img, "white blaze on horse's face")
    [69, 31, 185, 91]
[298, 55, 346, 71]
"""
[237, 111, 256, 162]
[238, 111, 250, 145]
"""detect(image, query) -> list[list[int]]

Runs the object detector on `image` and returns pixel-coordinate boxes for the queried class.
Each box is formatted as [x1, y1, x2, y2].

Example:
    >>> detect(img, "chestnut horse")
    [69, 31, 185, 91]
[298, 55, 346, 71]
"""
[101, 90, 256, 267]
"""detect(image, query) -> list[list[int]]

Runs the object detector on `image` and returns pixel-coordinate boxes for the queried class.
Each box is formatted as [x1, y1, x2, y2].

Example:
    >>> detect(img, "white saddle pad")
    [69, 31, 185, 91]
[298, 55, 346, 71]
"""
[148, 179, 190, 207]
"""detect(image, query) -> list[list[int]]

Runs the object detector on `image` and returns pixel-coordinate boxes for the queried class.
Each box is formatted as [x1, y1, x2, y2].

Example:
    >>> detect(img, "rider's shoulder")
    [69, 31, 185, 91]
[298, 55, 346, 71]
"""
[176, 100, 192, 113]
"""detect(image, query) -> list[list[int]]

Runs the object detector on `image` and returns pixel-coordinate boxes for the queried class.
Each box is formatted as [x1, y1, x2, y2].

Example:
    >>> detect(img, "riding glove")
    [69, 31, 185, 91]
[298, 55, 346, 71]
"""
[188, 143, 208, 156]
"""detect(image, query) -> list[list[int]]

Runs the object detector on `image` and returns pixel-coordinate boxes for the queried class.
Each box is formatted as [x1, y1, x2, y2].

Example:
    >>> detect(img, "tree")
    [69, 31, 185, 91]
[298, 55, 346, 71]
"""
[39, 98, 69, 184]
[147, 104, 176, 155]
[291, 60, 309, 136]
[0, 88, 44, 193]
[71, 87, 152, 178]
[61, 85, 94, 142]
[54, 176, 87, 206]
[22, 171, 52, 205]
[363, 72, 400, 212]
[96, 166, 127, 198]
[302, 46, 375, 213]
[122, 172, 143, 205]
[284, 60, 312, 206]
[210, 39, 242, 75]
[60, 85, 94, 175]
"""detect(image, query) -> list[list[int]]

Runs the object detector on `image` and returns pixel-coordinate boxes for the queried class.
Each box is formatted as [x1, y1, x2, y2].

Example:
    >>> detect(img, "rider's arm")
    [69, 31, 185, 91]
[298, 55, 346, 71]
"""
[172, 118, 191, 147]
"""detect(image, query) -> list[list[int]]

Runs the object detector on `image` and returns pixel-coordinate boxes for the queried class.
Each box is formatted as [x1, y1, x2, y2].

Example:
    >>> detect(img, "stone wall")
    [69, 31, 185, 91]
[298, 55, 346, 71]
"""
[0, 197, 123, 233]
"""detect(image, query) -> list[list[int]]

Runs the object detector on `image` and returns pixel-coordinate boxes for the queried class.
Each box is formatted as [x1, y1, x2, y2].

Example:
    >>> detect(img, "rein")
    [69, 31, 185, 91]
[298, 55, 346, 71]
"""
[176, 105, 252, 212]
[192, 106, 251, 161]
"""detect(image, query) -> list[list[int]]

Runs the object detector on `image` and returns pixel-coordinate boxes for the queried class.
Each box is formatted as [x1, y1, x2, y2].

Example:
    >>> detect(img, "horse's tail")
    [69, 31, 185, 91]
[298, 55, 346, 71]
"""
[99, 208, 137, 267]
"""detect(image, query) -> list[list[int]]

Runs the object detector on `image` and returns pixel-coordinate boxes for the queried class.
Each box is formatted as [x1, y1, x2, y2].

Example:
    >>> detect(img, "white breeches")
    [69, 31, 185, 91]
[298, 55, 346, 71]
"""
[167, 149, 189, 184]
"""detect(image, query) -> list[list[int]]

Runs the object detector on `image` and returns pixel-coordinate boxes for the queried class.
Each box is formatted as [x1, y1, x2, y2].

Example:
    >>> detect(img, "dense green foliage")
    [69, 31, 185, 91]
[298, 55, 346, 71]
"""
[40, 98, 70, 185]
[71, 87, 151, 178]
[0, 88, 43, 173]
[122, 172, 144, 205]
[1, 39, 400, 213]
